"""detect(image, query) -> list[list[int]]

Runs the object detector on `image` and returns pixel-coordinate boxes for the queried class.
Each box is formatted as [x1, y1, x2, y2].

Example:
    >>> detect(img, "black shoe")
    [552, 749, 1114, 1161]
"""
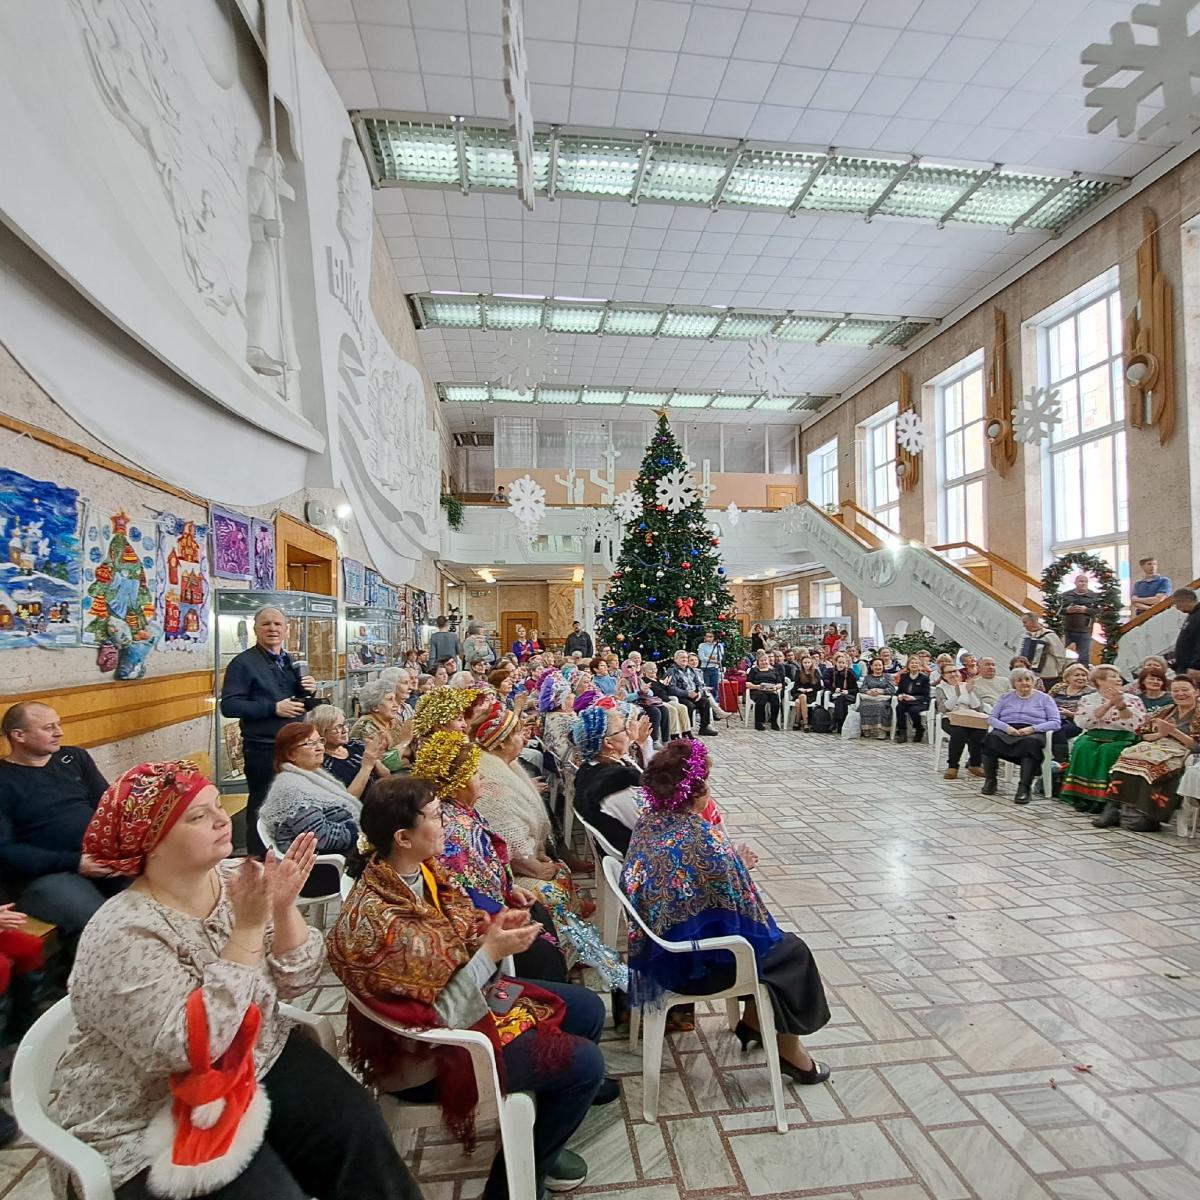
[591, 1077, 621, 1106]
[980, 776, 998, 796]
[895, 730, 907, 744]
[755, 724, 765, 731]
[1092, 804, 1120, 828]
[1126, 816, 1162, 833]
[699, 726, 718, 737]
[913, 725, 925, 744]
[734, 1020, 763, 1051]
[0, 1107, 17, 1150]
[1013, 788, 1031, 805]
[780, 1058, 832, 1085]
[769, 723, 780, 731]
[611, 989, 630, 1030]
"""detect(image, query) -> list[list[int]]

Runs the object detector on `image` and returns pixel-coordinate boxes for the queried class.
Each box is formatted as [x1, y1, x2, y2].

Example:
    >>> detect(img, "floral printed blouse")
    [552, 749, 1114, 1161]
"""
[1074, 690, 1147, 732]
[47, 863, 324, 1195]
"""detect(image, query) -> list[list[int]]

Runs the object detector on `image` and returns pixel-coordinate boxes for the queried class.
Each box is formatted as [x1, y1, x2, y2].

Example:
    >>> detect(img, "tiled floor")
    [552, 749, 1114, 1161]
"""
[5, 724, 1200, 1199]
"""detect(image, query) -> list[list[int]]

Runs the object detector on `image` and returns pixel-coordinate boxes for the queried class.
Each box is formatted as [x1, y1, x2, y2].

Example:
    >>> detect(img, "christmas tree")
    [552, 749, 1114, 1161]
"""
[598, 413, 745, 663]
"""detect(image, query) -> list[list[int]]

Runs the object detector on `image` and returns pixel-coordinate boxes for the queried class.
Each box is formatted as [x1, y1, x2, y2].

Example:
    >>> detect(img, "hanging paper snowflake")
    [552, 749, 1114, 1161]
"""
[725, 501, 741, 527]
[654, 468, 698, 513]
[492, 332, 558, 395]
[747, 337, 786, 397]
[577, 507, 614, 540]
[1012, 387, 1062, 444]
[1082, 0, 1200, 143]
[896, 410, 926, 455]
[506, 474, 546, 530]
[611, 488, 644, 523]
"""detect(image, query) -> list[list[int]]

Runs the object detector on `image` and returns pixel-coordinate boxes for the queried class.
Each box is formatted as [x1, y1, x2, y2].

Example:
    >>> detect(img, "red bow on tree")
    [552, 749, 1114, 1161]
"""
[676, 597, 694, 618]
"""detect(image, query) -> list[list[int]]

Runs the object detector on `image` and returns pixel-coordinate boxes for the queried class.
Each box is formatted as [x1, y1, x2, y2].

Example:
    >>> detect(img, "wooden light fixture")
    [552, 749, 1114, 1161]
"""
[985, 306, 1016, 472]
[896, 370, 919, 493]
[1125, 207, 1175, 445]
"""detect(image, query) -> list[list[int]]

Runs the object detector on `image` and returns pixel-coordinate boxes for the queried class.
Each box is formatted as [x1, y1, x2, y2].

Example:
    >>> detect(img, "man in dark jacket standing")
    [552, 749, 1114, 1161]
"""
[564, 621, 593, 658]
[1171, 588, 1200, 683]
[219, 606, 318, 854]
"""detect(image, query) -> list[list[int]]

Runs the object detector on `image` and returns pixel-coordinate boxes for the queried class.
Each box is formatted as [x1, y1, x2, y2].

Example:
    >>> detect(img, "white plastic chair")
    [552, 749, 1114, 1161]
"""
[577, 814, 627, 949]
[346, 994, 538, 1200]
[10, 999, 336, 1200]
[258, 819, 349, 917]
[600, 858, 787, 1134]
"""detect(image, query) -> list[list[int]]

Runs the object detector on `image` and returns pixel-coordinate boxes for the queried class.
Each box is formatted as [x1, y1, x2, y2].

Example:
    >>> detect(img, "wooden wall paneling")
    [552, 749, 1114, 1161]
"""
[275, 512, 338, 597]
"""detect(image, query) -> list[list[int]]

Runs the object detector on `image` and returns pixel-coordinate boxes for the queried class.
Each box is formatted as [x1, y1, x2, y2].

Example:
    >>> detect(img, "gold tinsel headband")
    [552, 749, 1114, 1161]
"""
[412, 730, 481, 800]
[412, 687, 480, 738]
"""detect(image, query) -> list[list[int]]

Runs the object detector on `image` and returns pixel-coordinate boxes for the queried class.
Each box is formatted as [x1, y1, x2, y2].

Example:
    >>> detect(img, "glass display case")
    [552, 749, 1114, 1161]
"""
[213, 589, 341, 795]
[345, 605, 390, 714]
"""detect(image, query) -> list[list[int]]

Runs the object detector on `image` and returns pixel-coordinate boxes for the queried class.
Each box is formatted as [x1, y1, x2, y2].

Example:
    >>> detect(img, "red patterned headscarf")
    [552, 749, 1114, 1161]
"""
[84, 761, 212, 876]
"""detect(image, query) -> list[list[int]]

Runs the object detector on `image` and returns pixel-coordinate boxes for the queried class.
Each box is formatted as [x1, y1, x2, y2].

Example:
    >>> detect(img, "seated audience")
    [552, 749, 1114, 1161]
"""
[980, 669, 1061, 804]
[0, 702, 119, 944]
[641, 661, 690, 738]
[261, 724, 362, 895]
[826, 651, 859, 733]
[1096, 677, 1200, 832]
[858, 658, 896, 739]
[933, 663, 986, 778]
[666, 649, 718, 736]
[1128, 662, 1173, 713]
[349, 679, 405, 759]
[461, 622, 496, 668]
[309, 704, 388, 798]
[488, 667, 517, 709]
[790, 653, 824, 731]
[49, 762, 418, 1200]
[326, 777, 609, 1200]
[412, 686, 480, 743]
[416, 673, 435, 696]
[623, 659, 669, 745]
[747, 650, 783, 731]
[875, 646, 899, 678]
[1048, 662, 1097, 761]
[622, 741, 831, 1084]
[1059, 667, 1146, 813]
[958, 653, 979, 679]
[589, 656, 618, 697]
[930, 653, 955, 685]
[572, 706, 649, 856]
[894, 658, 931, 744]
[968, 657, 1009, 708]
[471, 702, 627, 995]
[0, 902, 43, 1145]
[412, 731, 567, 983]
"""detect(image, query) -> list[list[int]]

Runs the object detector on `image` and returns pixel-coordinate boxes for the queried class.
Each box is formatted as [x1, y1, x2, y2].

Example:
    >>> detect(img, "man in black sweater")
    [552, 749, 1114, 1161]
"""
[0, 702, 119, 940]
[564, 621, 593, 658]
[1171, 588, 1200, 683]
[218, 606, 319, 854]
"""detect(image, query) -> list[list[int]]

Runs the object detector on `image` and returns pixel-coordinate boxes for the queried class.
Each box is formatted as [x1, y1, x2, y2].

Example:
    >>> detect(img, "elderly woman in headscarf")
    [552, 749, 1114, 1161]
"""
[47, 763, 419, 1200]
[412, 731, 568, 984]
[471, 701, 628, 996]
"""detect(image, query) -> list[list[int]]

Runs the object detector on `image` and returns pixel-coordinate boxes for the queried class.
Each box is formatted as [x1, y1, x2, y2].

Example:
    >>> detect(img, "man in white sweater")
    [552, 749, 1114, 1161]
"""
[969, 658, 1010, 710]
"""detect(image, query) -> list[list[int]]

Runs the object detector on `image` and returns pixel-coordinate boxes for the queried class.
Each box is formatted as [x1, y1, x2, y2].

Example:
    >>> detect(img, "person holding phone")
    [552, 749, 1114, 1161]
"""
[328, 775, 614, 1199]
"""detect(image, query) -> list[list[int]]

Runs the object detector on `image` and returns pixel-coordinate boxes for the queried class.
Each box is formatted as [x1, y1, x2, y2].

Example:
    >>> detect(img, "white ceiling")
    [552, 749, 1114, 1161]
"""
[306, 0, 1183, 421]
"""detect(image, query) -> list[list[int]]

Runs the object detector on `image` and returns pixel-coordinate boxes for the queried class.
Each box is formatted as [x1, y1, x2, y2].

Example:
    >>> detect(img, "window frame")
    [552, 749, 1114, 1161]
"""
[862, 404, 899, 533]
[806, 437, 839, 509]
[933, 354, 987, 553]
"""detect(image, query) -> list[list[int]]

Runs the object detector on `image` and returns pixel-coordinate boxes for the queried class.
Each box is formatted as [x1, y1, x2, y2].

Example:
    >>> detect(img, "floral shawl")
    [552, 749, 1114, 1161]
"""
[438, 798, 515, 914]
[327, 858, 564, 1147]
[620, 808, 780, 1005]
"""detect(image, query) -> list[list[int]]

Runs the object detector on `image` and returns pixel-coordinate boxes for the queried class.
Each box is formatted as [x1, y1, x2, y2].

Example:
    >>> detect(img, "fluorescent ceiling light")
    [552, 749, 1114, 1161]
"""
[411, 293, 935, 348]
[357, 114, 1125, 233]
[436, 383, 834, 410]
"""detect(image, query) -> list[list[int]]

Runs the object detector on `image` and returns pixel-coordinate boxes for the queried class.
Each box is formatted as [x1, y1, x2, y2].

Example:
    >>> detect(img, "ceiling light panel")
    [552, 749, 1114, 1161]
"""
[484, 298, 543, 330]
[602, 307, 663, 336]
[669, 392, 712, 408]
[709, 394, 758, 410]
[658, 310, 724, 339]
[581, 388, 626, 404]
[714, 312, 779, 339]
[545, 303, 605, 333]
[359, 116, 1125, 234]
[436, 383, 826, 410]
[824, 319, 896, 346]
[421, 296, 482, 327]
[537, 387, 581, 403]
[754, 396, 798, 411]
[774, 315, 840, 342]
[626, 390, 671, 406]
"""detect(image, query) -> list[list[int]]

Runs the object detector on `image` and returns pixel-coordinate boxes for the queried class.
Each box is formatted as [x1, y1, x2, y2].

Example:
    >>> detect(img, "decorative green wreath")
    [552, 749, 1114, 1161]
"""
[1041, 551, 1122, 663]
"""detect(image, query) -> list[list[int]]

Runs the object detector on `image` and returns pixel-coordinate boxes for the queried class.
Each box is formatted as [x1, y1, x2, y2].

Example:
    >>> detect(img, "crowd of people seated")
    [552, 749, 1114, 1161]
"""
[3, 591, 1198, 1188]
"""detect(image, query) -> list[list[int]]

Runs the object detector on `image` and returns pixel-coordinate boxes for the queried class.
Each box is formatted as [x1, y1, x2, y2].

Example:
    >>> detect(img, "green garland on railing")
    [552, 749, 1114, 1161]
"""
[439, 492, 465, 531]
[1041, 551, 1122, 663]
[886, 630, 961, 660]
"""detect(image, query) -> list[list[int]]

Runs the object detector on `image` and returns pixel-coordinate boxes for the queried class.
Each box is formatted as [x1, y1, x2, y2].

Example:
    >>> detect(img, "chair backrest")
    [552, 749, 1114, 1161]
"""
[601, 856, 679, 953]
[345, 993, 503, 1120]
[576, 815, 626, 863]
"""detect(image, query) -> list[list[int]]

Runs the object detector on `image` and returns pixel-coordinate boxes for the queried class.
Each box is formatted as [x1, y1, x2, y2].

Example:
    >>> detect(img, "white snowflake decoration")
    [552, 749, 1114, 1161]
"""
[492, 332, 558, 395]
[1011, 387, 1062, 445]
[611, 488, 643, 523]
[654, 468, 698, 513]
[725, 501, 741, 527]
[896, 410, 926, 455]
[577, 507, 614, 541]
[1082, 0, 1200, 143]
[506, 473, 546, 531]
[747, 338, 786, 397]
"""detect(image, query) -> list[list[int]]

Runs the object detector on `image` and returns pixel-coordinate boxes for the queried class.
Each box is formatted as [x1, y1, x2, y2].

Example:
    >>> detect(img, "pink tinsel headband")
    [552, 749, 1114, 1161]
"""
[649, 738, 710, 812]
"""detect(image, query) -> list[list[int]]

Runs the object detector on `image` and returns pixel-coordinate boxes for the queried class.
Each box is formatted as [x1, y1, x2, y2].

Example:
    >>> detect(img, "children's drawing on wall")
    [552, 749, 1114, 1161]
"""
[82, 510, 162, 678]
[251, 518, 275, 590]
[0, 468, 84, 649]
[210, 505, 251, 582]
[156, 514, 210, 649]
[343, 557, 365, 605]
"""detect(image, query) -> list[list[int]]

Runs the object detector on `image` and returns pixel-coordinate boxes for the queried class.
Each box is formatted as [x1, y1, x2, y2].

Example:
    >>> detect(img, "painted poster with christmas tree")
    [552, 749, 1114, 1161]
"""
[598, 413, 744, 663]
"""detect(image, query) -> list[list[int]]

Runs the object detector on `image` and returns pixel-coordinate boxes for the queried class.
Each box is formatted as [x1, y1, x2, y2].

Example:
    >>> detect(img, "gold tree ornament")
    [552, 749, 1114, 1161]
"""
[985, 307, 1017, 472]
[1125, 207, 1175, 444]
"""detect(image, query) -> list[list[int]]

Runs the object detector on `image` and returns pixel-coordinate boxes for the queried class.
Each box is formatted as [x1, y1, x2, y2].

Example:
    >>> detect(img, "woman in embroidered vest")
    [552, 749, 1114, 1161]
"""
[412, 731, 569, 984]
[48, 762, 417, 1200]
[327, 776, 612, 1200]
[621, 740, 833, 1085]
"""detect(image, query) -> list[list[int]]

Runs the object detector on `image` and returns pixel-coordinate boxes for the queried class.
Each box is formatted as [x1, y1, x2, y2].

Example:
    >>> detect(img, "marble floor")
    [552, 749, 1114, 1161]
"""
[5, 724, 1200, 1199]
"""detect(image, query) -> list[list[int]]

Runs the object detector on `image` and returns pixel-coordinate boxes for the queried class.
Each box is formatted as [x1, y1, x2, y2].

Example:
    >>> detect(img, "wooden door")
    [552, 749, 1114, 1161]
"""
[501, 611, 538, 653]
[766, 485, 799, 509]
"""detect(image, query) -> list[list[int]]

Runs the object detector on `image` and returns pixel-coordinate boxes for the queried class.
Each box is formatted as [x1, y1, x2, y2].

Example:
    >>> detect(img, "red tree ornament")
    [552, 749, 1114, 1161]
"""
[676, 597, 694, 617]
[666, 627, 676, 636]
[681, 561, 691, 569]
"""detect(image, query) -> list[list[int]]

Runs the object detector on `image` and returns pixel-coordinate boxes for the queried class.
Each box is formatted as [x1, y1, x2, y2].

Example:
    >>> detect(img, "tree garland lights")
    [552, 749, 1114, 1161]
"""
[598, 414, 746, 661]
[1041, 551, 1123, 664]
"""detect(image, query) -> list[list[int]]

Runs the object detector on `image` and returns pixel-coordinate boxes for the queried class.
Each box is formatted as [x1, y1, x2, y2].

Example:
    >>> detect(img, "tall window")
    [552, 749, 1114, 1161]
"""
[776, 585, 801, 619]
[814, 580, 842, 619]
[806, 438, 838, 509]
[1037, 281, 1129, 602]
[937, 360, 986, 552]
[863, 408, 899, 533]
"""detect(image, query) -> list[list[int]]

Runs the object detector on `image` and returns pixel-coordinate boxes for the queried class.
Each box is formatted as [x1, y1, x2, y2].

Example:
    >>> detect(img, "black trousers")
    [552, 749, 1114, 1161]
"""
[1052, 718, 1080, 761]
[940, 718, 984, 767]
[895, 700, 928, 732]
[678, 693, 714, 730]
[639, 703, 669, 742]
[512, 901, 569, 983]
[752, 691, 781, 729]
[982, 731, 1045, 787]
[242, 738, 276, 857]
[111, 1032, 421, 1200]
